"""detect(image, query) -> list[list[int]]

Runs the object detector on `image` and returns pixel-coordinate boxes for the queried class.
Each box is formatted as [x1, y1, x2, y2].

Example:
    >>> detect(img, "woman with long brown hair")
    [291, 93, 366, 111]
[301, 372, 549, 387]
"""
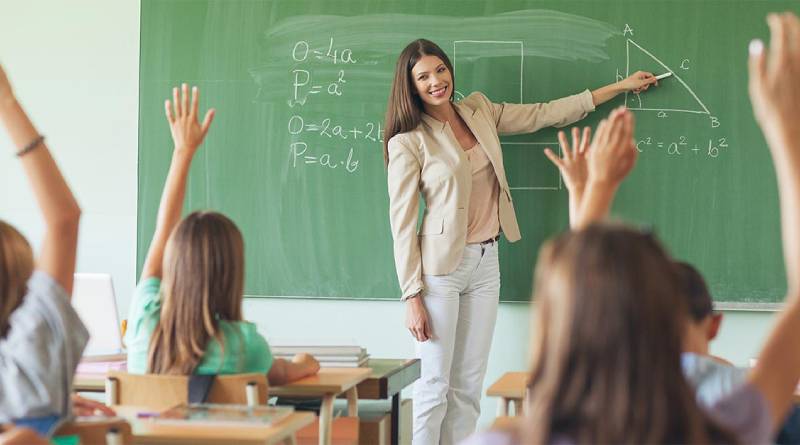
[464, 14, 800, 443]
[125, 84, 319, 384]
[384, 38, 658, 444]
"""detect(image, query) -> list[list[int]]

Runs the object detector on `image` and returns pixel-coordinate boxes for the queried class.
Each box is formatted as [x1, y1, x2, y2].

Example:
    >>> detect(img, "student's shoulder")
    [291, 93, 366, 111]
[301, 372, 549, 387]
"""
[14, 270, 76, 325]
[225, 320, 269, 346]
[25, 270, 68, 301]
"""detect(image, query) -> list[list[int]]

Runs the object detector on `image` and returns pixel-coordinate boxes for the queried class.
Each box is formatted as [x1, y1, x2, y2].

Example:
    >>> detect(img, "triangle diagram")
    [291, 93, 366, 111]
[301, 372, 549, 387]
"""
[624, 39, 710, 115]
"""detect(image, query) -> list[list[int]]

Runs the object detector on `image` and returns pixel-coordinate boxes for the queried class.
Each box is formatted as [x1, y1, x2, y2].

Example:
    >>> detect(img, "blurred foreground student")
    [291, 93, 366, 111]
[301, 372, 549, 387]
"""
[463, 13, 800, 444]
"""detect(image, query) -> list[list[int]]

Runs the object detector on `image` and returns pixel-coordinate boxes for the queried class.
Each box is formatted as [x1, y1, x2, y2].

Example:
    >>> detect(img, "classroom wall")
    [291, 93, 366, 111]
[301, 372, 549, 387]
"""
[0, 0, 781, 430]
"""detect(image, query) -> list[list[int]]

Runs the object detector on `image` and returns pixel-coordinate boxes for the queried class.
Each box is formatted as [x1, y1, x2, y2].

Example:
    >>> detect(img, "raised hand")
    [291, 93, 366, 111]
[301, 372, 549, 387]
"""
[545, 126, 592, 194]
[573, 107, 637, 228]
[586, 107, 637, 188]
[164, 83, 215, 157]
[748, 13, 800, 150]
[545, 126, 592, 227]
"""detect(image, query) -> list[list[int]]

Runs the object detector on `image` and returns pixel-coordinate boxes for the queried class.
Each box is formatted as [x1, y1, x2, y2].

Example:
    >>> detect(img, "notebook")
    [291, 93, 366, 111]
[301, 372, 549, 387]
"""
[152, 404, 294, 427]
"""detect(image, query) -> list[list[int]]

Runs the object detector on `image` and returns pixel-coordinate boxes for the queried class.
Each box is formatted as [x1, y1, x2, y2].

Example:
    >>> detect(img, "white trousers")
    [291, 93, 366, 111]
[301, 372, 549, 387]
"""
[412, 242, 500, 445]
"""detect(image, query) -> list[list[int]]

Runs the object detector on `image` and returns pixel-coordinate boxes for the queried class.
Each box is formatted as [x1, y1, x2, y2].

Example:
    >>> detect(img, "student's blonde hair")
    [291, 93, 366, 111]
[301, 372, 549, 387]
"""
[525, 223, 737, 444]
[0, 221, 34, 338]
[147, 211, 245, 374]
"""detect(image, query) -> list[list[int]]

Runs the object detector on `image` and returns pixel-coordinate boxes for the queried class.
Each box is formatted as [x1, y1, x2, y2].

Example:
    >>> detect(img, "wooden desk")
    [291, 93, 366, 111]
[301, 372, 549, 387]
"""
[354, 359, 419, 445]
[486, 372, 527, 416]
[270, 368, 371, 445]
[114, 405, 314, 445]
[75, 360, 420, 444]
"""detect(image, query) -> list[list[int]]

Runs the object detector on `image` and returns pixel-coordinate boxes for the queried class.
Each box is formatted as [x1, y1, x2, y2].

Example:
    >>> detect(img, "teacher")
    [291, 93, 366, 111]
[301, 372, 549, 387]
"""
[384, 39, 657, 445]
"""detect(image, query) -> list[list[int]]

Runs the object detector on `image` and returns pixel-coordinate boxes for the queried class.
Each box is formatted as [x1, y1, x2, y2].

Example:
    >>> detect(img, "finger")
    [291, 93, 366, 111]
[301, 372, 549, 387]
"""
[787, 13, 800, 54]
[622, 110, 634, 142]
[418, 327, 429, 342]
[571, 126, 581, 156]
[95, 403, 116, 416]
[748, 39, 767, 96]
[164, 99, 175, 124]
[181, 83, 190, 117]
[594, 119, 609, 144]
[606, 109, 626, 144]
[201, 109, 216, 136]
[172, 86, 180, 117]
[423, 320, 433, 341]
[579, 126, 591, 154]
[544, 148, 566, 169]
[768, 13, 786, 70]
[557, 130, 571, 160]
[190, 86, 199, 120]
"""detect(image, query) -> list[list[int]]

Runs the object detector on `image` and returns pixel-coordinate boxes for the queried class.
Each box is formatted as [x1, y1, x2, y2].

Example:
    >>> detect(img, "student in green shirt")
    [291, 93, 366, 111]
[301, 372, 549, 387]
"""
[126, 84, 319, 383]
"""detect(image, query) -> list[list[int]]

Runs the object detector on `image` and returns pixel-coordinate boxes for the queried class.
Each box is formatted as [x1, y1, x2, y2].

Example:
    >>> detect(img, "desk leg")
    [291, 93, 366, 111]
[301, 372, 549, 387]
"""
[496, 398, 509, 417]
[391, 394, 399, 445]
[511, 399, 522, 416]
[346, 387, 359, 417]
[319, 394, 334, 445]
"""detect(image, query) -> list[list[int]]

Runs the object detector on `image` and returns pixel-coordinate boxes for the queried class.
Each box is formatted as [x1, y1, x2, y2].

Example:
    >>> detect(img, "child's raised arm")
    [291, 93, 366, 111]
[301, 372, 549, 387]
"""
[140, 84, 215, 281]
[746, 12, 800, 430]
[574, 107, 638, 229]
[0, 64, 81, 294]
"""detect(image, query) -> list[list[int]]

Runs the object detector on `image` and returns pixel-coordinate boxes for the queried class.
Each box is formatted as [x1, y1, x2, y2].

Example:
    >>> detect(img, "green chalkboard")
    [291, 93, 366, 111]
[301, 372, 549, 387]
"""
[138, 0, 798, 304]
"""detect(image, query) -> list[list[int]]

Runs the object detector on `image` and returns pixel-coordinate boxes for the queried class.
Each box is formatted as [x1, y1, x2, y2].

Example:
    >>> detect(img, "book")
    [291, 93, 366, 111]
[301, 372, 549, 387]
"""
[317, 357, 369, 368]
[151, 404, 293, 428]
[273, 354, 368, 363]
[271, 346, 365, 356]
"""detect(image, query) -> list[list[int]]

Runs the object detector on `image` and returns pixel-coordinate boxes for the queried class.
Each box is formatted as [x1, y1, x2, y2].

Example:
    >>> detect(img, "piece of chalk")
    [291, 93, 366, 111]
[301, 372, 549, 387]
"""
[655, 72, 673, 80]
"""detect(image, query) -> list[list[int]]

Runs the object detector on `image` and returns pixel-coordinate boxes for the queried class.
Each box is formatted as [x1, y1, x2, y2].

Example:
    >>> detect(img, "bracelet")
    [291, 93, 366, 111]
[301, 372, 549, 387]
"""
[16, 135, 45, 158]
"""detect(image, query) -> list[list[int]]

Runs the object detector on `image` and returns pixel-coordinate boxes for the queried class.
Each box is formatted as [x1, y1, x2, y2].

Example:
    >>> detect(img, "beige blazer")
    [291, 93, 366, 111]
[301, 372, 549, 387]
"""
[386, 90, 595, 300]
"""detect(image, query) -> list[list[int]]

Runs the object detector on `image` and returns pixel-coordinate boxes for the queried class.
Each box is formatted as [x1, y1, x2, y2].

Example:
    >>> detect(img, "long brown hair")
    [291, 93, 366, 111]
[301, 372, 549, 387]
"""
[147, 211, 245, 374]
[0, 221, 34, 338]
[525, 224, 737, 444]
[383, 39, 454, 165]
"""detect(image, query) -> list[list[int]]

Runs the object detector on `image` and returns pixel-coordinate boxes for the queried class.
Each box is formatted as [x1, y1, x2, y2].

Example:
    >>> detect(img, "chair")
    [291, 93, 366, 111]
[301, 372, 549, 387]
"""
[105, 371, 268, 410]
[55, 418, 132, 445]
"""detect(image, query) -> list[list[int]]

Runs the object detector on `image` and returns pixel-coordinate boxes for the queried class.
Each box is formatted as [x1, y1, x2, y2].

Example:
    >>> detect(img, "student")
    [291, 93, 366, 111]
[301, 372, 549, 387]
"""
[0, 64, 87, 428]
[676, 261, 800, 444]
[384, 38, 657, 444]
[676, 262, 738, 405]
[125, 84, 319, 384]
[463, 12, 800, 444]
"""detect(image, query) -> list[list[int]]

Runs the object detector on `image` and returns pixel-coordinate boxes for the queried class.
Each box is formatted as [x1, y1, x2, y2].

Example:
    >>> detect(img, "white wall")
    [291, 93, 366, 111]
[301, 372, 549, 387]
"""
[0, 0, 780, 431]
[0, 0, 140, 300]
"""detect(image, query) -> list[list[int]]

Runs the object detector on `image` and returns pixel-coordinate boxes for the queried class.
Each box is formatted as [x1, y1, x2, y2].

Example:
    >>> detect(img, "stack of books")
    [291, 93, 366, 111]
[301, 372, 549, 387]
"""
[270, 340, 369, 368]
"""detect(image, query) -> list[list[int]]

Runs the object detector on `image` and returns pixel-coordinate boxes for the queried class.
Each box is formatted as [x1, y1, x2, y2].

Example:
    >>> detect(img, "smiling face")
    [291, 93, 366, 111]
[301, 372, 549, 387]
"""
[411, 55, 453, 110]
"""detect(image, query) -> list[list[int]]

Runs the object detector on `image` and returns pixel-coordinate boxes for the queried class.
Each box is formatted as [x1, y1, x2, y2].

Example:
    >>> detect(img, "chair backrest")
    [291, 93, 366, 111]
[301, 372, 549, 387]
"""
[55, 418, 133, 445]
[105, 371, 268, 410]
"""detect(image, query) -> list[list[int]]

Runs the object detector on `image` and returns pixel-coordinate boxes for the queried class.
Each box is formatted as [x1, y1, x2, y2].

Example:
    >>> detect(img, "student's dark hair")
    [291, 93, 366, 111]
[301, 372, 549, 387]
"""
[675, 261, 714, 322]
[383, 39, 454, 166]
[525, 223, 738, 444]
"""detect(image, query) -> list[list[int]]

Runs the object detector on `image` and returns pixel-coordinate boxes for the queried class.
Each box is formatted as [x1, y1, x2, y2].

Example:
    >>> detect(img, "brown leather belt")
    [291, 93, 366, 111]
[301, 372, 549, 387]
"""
[479, 235, 500, 245]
